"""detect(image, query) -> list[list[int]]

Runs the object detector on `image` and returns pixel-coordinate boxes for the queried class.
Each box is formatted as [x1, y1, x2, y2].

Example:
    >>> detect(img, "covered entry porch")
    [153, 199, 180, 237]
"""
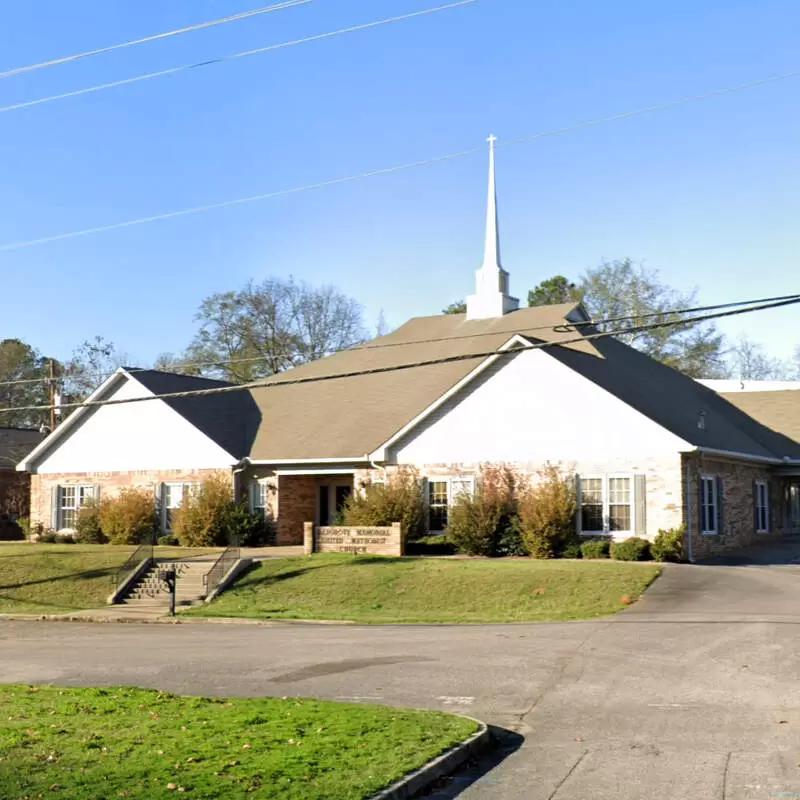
[274, 470, 355, 545]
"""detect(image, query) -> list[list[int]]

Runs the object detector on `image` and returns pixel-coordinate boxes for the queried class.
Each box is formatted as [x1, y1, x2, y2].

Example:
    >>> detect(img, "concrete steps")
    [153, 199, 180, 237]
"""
[121, 560, 212, 610]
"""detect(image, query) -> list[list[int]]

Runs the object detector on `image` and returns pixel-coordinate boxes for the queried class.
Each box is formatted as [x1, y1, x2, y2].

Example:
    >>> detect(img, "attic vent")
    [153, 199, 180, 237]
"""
[697, 411, 706, 431]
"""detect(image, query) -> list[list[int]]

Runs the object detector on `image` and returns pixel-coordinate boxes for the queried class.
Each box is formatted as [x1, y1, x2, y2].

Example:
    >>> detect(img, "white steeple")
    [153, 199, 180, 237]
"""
[466, 135, 519, 320]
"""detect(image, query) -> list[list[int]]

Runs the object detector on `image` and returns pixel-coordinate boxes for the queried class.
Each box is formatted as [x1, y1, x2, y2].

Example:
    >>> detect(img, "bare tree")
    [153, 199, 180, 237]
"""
[183, 278, 367, 383]
[728, 335, 792, 381]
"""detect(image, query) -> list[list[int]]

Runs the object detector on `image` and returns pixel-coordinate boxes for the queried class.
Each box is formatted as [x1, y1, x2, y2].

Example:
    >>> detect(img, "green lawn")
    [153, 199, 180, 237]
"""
[0, 544, 221, 614]
[0, 685, 476, 799]
[187, 554, 661, 623]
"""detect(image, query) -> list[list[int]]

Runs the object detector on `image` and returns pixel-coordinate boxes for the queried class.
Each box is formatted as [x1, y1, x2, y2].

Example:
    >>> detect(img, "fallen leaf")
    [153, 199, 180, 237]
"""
[533, 587, 546, 596]
[620, 595, 633, 605]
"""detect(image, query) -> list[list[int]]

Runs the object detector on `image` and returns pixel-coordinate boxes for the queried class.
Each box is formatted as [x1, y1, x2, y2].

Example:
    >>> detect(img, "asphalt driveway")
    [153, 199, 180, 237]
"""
[3, 550, 800, 798]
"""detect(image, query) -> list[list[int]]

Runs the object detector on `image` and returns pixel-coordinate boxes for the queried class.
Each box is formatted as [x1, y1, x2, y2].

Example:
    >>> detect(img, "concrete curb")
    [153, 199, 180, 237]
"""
[369, 717, 491, 800]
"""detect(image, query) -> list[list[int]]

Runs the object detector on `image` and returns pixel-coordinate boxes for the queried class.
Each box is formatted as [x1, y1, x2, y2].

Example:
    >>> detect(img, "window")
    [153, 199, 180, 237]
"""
[701, 476, 718, 534]
[428, 481, 449, 531]
[251, 480, 268, 514]
[580, 478, 604, 533]
[755, 481, 769, 533]
[427, 477, 475, 531]
[163, 483, 198, 531]
[579, 476, 634, 535]
[57, 485, 95, 530]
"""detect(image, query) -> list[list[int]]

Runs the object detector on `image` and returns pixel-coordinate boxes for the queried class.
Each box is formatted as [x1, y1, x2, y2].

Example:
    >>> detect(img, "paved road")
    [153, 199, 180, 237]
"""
[3, 547, 800, 798]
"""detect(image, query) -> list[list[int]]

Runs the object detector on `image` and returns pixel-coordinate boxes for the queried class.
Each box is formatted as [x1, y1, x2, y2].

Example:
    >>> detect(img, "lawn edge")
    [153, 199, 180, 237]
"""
[368, 716, 490, 800]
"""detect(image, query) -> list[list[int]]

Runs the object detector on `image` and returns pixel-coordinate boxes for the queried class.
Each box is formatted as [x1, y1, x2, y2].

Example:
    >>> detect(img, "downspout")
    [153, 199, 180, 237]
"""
[685, 456, 694, 563]
[368, 453, 386, 481]
[232, 458, 249, 504]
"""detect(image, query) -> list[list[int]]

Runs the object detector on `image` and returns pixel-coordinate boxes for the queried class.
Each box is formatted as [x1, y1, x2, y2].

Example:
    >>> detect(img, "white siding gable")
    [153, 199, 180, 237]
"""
[392, 348, 690, 464]
[36, 376, 236, 474]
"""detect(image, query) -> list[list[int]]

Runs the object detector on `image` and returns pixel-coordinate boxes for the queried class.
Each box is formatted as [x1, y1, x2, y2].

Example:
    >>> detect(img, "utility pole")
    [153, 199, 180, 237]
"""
[49, 359, 56, 431]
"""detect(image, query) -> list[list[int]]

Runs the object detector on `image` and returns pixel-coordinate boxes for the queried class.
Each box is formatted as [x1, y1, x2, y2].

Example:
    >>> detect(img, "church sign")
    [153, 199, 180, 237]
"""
[304, 522, 403, 557]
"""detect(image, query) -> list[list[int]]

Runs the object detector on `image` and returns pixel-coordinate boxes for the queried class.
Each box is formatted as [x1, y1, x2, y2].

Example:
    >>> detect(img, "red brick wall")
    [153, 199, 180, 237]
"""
[276, 475, 317, 545]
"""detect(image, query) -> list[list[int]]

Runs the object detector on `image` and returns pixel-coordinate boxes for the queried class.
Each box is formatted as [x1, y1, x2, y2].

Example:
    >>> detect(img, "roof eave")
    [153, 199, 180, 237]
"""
[689, 446, 800, 466]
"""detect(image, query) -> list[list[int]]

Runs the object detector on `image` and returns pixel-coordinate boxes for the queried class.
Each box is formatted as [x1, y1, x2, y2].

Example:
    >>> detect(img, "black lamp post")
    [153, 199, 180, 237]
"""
[158, 565, 177, 617]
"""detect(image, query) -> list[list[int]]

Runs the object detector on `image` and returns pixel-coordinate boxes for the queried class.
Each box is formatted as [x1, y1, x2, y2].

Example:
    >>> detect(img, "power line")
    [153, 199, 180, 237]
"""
[0, 0, 314, 80]
[0, 0, 478, 116]
[3, 63, 800, 254]
[1, 294, 797, 416]
[2, 291, 798, 389]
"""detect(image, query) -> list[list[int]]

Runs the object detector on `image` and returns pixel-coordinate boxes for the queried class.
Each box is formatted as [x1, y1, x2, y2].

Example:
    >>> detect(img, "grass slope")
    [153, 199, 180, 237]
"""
[0, 685, 477, 799]
[0, 544, 220, 614]
[189, 554, 661, 623]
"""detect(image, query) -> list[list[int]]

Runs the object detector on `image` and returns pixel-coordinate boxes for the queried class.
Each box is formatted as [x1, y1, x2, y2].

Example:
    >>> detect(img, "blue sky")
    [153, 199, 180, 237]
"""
[1, 0, 798, 366]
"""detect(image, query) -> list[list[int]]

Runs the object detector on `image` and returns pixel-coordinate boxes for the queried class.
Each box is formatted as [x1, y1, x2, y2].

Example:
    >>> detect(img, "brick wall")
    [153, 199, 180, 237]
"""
[355, 456, 685, 541]
[30, 468, 225, 531]
[683, 454, 779, 560]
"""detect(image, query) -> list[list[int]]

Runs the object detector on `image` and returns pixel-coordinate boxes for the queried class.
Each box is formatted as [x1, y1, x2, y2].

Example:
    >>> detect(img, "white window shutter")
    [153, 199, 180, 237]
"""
[634, 475, 647, 537]
[573, 473, 582, 534]
[716, 478, 724, 534]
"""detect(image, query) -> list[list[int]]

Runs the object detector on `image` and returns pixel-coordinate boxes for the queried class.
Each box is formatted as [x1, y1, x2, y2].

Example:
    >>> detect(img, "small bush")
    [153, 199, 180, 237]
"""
[518, 465, 578, 559]
[611, 537, 651, 562]
[54, 534, 76, 544]
[447, 465, 524, 557]
[158, 534, 180, 546]
[37, 531, 58, 543]
[580, 539, 610, 559]
[340, 468, 426, 541]
[224, 504, 275, 547]
[17, 517, 31, 539]
[651, 527, 684, 562]
[561, 541, 583, 559]
[99, 488, 157, 545]
[75, 500, 108, 544]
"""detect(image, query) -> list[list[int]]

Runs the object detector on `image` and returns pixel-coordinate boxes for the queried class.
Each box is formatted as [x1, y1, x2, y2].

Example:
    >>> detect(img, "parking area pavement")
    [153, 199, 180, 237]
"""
[3, 555, 800, 798]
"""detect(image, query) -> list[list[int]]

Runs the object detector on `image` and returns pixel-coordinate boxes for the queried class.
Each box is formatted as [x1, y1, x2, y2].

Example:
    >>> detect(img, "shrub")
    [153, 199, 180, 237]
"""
[223, 504, 275, 547]
[446, 465, 525, 557]
[406, 534, 457, 556]
[340, 468, 426, 541]
[54, 534, 76, 544]
[562, 541, 583, 559]
[37, 531, 58, 543]
[517, 465, 578, 559]
[651, 527, 684, 562]
[75, 500, 108, 544]
[611, 537, 651, 562]
[172, 473, 234, 547]
[17, 517, 31, 539]
[580, 539, 610, 559]
[98, 488, 157, 545]
[158, 534, 180, 546]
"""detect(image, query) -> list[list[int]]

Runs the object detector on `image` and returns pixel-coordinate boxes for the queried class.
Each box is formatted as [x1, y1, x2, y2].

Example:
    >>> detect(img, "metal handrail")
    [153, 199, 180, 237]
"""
[113, 538, 154, 591]
[203, 535, 241, 597]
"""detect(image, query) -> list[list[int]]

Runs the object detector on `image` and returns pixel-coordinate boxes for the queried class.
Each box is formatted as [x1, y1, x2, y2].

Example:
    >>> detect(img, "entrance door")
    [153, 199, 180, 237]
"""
[789, 483, 800, 533]
[335, 485, 352, 517]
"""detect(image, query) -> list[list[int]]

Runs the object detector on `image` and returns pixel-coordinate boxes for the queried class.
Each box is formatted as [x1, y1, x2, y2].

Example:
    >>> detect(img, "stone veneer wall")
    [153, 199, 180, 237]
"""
[30, 468, 224, 531]
[683, 454, 780, 561]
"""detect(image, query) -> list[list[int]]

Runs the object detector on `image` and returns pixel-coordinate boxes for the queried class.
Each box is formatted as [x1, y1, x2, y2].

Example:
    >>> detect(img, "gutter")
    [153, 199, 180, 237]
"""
[691, 447, 800, 466]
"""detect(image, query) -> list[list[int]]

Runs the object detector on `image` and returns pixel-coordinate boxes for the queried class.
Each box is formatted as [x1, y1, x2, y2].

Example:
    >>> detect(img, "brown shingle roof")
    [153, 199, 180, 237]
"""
[247, 303, 594, 460]
[720, 390, 800, 447]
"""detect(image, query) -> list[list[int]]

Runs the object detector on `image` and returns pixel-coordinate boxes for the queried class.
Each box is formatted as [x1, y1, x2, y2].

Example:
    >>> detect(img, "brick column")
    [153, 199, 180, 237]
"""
[392, 522, 404, 556]
[303, 522, 314, 556]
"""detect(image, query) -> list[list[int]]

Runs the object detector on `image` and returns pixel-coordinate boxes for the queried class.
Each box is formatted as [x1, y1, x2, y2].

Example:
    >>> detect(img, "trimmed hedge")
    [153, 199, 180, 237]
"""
[651, 527, 684, 562]
[580, 539, 610, 559]
[610, 537, 651, 562]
